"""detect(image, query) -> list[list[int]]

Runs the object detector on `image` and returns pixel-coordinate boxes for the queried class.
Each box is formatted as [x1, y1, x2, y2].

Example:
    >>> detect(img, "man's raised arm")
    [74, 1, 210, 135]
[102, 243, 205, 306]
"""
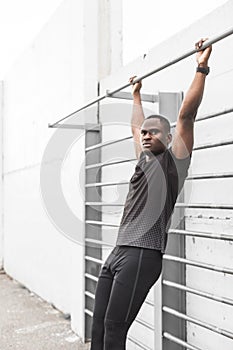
[130, 76, 144, 159]
[172, 39, 212, 159]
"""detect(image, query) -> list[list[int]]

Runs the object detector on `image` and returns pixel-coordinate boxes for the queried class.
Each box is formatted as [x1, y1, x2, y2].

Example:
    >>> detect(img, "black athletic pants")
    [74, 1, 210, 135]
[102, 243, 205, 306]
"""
[90, 245, 163, 350]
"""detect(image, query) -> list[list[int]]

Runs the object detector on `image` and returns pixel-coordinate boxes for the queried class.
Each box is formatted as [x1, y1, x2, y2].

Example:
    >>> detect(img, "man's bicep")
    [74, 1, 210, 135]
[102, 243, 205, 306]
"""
[172, 117, 194, 159]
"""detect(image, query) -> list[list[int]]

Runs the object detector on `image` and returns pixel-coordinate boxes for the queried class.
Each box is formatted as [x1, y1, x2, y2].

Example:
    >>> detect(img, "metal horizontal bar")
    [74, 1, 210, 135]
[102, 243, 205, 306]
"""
[85, 173, 233, 187]
[86, 220, 119, 227]
[48, 98, 233, 130]
[84, 109, 233, 162]
[193, 139, 233, 151]
[145, 299, 154, 307]
[163, 280, 233, 307]
[135, 317, 154, 331]
[85, 135, 132, 152]
[85, 244, 233, 274]
[106, 90, 158, 103]
[86, 201, 233, 210]
[175, 203, 233, 210]
[187, 172, 233, 180]
[48, 123, 84, 129]
[158, 106, 233, 131]
[85, 291, 95, 300]
[85, 158, 136, 170]
[106, 28, 233, 97]
[132, 26, 233, 81]
[169, 228, 233, 241]
[196, 107, 233, 122]
[127, 335, 152, 350]
[84, 308, 94, 317]
[85, 200, 233, 211]
[85, 180, 129, 188]
[49, 94, 106, 127]
[85, 238, 114, 247]
[49, 27, 233, 127]
[47, 123, 100, 130]
[85, 255, 103, 265]
[163, 306, 233, 340]
[163, 255, 233, 275]
[86, 132, 233, 155]
[84, 273, 99, 282]
[85, 202, 124, 206]
[170, 106, 233, 129]
[163, 332, 203, 350]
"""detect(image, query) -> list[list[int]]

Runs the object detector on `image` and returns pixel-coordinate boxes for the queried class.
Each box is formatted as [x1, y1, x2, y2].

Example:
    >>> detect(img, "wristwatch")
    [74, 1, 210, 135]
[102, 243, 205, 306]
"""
[196, 65, 210, 75]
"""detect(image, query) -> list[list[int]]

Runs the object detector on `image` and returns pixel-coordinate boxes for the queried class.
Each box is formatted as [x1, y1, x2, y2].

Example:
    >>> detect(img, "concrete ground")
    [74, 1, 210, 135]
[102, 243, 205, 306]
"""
[0, 271, 90, 350]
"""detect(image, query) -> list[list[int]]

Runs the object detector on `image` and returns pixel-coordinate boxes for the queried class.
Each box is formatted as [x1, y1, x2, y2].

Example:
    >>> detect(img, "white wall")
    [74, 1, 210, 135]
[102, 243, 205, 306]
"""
[3, 0, 86, 339]
[3, 0, 122, 342]
[0, 81, 3, 269]
[100, 1, 233, 349]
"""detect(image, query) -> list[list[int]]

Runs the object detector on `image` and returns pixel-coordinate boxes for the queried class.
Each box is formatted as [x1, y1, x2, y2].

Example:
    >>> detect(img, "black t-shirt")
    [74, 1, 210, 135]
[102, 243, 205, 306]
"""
[116, 147, 191, 253]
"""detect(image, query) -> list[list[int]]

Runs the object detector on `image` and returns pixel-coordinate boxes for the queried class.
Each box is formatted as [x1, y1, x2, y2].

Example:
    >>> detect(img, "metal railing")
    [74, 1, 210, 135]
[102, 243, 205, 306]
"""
[84, 252, 233, 275]
[49, 27, 233, 128]
[163, 280, 233, 307]
[80, 26, 233, 349]
[163, 306, 233, 340]
[163, 332, 203, 350]
[163, 255, 233, 275]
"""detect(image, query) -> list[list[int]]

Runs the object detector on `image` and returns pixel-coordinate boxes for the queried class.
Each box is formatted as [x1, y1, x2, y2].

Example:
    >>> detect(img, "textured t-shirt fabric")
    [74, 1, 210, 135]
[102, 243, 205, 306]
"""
[116, 147, 191, 253]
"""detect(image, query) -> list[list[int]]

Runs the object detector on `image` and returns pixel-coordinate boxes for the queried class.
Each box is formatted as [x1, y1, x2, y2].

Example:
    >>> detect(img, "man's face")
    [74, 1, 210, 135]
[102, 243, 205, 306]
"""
[140, 118, 171, 155]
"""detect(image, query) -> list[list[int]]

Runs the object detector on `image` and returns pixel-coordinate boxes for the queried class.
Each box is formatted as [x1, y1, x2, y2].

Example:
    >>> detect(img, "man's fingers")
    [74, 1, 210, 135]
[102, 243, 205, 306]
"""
[195, 39, 204, 49]
[129, 75, 137, 84]
[195, 38, 210, 50]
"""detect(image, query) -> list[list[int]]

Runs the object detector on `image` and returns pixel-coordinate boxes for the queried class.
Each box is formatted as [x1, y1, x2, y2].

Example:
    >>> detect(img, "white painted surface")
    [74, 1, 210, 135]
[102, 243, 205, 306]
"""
[0, 0, 64, 79]
[2, 0, 122, 342]
[3, 0, 86, 339]
[0, 81, 3, 269]
[122, 0, 229, 65]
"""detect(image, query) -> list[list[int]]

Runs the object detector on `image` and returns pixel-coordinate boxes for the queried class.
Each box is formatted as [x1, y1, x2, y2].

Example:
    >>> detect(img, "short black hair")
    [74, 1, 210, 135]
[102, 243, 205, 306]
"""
[145, 114, 171, 133]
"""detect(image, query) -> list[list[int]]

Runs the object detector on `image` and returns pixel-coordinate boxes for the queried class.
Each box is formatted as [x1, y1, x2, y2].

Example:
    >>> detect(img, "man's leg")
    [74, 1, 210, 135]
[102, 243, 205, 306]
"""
[90, 250, 116, 350]
[103, 246, 162, 350]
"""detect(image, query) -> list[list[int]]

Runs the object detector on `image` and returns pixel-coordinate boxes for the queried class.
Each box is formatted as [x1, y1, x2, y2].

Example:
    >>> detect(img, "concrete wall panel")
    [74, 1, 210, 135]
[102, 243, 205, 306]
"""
[3, 0, 86, 340]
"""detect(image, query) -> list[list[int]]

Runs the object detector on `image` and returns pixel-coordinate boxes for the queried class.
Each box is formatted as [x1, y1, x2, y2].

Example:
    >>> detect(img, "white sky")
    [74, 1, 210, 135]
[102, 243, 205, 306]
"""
[0, 0, 229, 78]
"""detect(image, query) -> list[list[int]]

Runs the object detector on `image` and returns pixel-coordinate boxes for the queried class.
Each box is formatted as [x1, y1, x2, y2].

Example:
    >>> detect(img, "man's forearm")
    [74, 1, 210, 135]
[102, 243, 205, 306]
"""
[179, 38, 211, 121]
[179, 71, 207, 121]
[131, 92, 145, 132]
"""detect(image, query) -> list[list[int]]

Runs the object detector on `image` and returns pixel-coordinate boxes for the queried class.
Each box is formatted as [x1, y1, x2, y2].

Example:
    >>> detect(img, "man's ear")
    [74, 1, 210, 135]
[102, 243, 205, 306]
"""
[167, 133, 172, 145]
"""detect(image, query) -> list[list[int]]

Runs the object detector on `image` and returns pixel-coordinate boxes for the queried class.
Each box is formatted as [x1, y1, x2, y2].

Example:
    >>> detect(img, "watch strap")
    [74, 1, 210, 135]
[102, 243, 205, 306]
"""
[196, 66, 210, 75]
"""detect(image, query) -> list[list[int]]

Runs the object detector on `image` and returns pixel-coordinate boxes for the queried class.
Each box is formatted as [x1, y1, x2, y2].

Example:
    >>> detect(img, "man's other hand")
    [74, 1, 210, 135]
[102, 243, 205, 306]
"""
[195, 38, 212, 67]
[129, 76, 142, 95]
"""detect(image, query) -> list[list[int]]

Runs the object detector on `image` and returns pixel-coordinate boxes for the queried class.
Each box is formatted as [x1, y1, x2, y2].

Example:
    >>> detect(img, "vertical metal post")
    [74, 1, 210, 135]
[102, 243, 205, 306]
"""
[162, 196, 186, 350]
[84, 123, 102, 340]
[157, 92, 185, 350]
[154, 275, 163, 350]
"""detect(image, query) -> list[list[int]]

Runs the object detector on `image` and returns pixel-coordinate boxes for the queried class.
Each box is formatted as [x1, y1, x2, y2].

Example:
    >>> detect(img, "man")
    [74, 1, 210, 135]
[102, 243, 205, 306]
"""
[90, 39, 212, 350]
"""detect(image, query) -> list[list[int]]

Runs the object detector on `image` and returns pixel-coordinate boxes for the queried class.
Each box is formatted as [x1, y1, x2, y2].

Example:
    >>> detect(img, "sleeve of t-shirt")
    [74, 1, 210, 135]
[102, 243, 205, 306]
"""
[169, 147, 192, 193]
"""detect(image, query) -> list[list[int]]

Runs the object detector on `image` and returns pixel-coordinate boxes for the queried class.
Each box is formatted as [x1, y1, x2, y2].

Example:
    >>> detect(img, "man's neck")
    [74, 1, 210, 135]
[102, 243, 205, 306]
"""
[144, 148, 167, 162]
